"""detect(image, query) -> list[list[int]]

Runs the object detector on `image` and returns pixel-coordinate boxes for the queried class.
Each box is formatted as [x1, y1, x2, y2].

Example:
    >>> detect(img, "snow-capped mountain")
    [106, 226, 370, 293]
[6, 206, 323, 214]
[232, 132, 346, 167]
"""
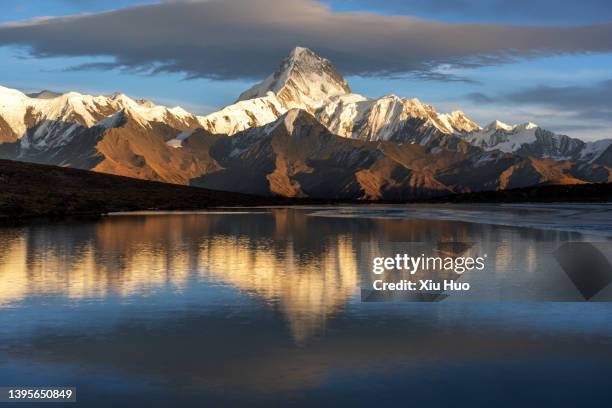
[196, 94, 285, 135]
[237, 47, 351, 111]
[196, 46, 353, 136]
[198, 47, 481, 142]
[0, 85, 201, 150]
[462, 120, 541, 153]
[461, 120, 612, 163]
[0, 47, 610, 199]
[314, 94, 480, 143]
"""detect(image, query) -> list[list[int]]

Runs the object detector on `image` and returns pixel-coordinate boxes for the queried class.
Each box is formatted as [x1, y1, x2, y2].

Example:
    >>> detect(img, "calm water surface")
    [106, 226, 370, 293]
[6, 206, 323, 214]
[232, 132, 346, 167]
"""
[1, 205, 611, 407]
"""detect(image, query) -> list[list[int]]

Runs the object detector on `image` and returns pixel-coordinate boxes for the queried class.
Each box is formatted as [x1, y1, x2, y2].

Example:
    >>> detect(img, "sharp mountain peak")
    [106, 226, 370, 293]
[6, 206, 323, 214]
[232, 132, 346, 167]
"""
[236, 47, 351, 110]
[482, 120, 539, 133]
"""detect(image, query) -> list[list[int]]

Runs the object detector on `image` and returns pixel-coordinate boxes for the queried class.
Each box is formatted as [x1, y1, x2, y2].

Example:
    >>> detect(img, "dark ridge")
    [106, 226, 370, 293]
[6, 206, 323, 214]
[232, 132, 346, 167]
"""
[421, 183, 612, 203]
[0, 159, 331, 220]
[26, 90, 62, 99]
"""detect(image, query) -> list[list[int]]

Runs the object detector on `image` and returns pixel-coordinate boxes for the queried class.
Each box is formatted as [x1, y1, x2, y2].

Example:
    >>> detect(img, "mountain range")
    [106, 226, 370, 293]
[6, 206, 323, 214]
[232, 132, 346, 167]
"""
[1, 47, 610, 199]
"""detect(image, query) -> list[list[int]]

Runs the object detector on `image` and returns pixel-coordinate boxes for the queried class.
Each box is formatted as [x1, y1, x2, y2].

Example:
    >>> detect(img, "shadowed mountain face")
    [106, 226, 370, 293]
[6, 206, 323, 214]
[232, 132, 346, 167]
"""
[190, 110, 605, 199]
[0, 47, 610, 199]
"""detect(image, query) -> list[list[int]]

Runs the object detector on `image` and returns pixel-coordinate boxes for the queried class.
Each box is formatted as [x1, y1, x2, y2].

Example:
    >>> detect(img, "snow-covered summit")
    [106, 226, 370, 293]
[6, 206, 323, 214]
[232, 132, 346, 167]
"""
[515, 122, 538, 131]
[483, 120, 514, 132]
[481, 120, 538, 134]
[437, 110, 481, 134]
[236, 47, 351, 111]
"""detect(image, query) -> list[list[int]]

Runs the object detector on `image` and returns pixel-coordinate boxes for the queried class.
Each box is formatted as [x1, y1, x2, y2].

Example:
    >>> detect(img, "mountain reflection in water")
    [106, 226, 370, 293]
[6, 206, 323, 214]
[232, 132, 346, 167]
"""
[1, 206, 612, 407]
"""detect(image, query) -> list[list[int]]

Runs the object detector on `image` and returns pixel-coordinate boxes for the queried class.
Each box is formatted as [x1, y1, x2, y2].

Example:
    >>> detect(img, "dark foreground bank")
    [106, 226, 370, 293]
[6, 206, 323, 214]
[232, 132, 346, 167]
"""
[0, 159, 302, 219]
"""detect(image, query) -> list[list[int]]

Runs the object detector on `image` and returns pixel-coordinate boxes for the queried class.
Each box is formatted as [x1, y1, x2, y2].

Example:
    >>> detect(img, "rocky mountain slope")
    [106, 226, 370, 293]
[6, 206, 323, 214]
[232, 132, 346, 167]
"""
[188, 110, 605, 199]
[0, 47, 610, 200]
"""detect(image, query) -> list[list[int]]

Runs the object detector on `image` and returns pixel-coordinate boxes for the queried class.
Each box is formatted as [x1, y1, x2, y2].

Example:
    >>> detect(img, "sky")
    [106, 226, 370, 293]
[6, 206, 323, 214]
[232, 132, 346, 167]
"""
[0, 0, 611, 141]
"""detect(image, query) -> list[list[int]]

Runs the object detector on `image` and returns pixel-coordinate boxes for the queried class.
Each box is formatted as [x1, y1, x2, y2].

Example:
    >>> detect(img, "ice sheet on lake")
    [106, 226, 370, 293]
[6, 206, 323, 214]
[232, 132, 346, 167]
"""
[307, 204, 612, 238]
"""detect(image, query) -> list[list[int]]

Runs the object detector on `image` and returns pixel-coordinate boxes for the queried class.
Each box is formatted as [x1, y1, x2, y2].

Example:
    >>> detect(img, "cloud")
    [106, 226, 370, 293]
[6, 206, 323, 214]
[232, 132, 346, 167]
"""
[0, 0, 612, 81]
[455, 80, 612, 140]
[469, 79, 612, 120]
[464, 92, 495, 104]
[332, 0, 612, 24]
[505, 79, 612, 111]
[411, 71, 480, 84]
[506, 80, 612, 131]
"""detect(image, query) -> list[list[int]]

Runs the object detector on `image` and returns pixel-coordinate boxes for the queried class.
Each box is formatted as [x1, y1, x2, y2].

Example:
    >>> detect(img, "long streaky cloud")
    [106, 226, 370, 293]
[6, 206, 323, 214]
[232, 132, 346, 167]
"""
[1, 0, 612, 81]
